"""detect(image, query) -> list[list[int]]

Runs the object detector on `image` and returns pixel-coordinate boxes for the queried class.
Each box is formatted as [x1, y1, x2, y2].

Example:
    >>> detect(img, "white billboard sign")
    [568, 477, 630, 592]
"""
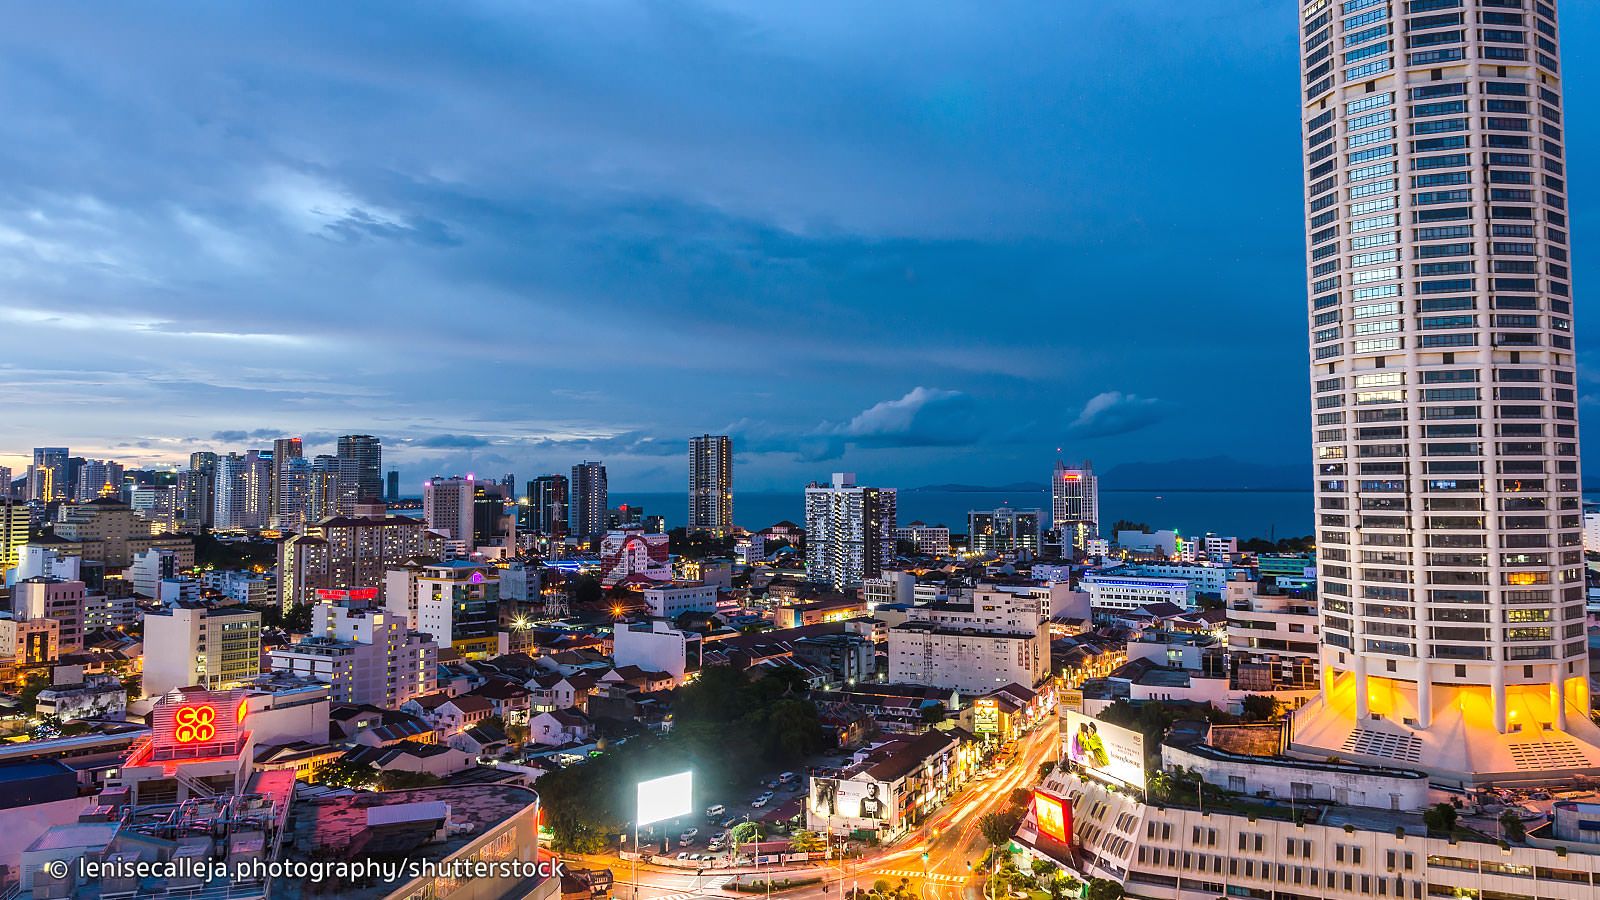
[1064, 710, 1146, 790]
[637, 771, 694, 827]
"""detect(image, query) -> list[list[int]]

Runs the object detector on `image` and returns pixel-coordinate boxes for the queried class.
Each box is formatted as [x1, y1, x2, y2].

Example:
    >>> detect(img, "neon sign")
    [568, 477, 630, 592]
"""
[174, 705, 218, 743]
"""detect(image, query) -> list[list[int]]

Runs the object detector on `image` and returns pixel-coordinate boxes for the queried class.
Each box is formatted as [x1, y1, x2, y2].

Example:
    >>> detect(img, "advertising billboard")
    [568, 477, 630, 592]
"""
[810, 777, 887, 820]
[1063, 710, 1145, 790]
[637, 771, 693, 827]
[1032, 789, 1070, 845]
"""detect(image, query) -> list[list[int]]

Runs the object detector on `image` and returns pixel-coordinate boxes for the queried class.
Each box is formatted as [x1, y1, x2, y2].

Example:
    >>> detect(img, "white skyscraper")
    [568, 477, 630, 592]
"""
[804, 473, 896, 590]
[1291, 0, 1598, 782]
[213, 451, 271, 531]
[1050, 459, 1097, 553]
[688, 434, 733, 536]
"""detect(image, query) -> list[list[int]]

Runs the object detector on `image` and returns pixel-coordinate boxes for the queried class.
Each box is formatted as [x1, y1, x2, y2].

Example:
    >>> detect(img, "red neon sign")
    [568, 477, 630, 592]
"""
[174, 705, 218, 743]
[1033, 790, 1069, 844]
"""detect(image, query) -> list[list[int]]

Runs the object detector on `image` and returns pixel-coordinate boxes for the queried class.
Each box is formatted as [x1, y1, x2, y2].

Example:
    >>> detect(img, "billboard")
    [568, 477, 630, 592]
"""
[637, 771, 693, 827]
[1032, 790, 1070, 845]
[151, 688, 248, 755]
[973, 698, 1000, 735]
[1063, 710, 1145, 790]
[809, 777, 887, 820]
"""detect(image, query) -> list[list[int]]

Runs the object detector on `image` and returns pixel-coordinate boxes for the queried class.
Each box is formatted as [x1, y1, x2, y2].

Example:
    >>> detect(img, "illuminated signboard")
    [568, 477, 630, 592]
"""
[1032, 790, 1069, 845]
[316, 587, 379, 603]
[151, 688, 248, 754]
[973, 698, 1000, 735]
[1064, 710, 1146, 790]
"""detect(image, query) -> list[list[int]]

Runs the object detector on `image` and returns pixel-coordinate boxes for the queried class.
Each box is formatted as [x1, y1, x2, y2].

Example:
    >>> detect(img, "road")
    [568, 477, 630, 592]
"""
[578, 720, 1061, 900]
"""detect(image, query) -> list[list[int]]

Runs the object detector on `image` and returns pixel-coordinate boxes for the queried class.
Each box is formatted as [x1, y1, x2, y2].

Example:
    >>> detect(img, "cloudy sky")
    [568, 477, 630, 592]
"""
[4, 2, 1600, 492]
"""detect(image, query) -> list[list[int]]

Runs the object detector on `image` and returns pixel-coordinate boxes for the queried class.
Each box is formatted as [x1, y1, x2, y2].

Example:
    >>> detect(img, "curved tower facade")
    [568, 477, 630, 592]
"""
[1291, 0, 1599, 783]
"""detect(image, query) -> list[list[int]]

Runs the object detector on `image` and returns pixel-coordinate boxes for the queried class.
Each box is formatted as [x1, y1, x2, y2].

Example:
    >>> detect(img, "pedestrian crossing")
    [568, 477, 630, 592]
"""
[870, 870, 968, 886]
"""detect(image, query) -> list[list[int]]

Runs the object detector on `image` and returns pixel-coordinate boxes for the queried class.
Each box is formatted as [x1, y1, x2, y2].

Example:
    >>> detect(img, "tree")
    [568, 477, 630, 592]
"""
[979, 809, 1024, 849]
[1423, 802, 1458, 837]
[1037, 760, 1058, 782]
[920, 704, 946, 725]
[1030, 859, 1059, 881]
[895, 538, 921, 557]
[730, 821, 763, 848]
[1084, 878, 1123, 900]
[1500, 808, 1526, 842]
[1110, 520, 1149, 536]
[317, 758, 377, 789]
[789, 830, 825, 854]
[1239, 695, 1284, 722]
[377, 770, 443, 790]
[282, 603, 313, 633]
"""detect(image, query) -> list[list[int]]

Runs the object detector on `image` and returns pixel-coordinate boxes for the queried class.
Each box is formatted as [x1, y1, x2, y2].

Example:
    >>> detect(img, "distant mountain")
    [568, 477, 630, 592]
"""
[1100, 457, 1310, 491]
[907, 482, 1048, 493]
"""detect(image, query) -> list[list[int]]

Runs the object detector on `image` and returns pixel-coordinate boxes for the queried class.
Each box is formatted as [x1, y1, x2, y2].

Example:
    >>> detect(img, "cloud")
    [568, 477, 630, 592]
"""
[732, 387, 989, 462]
[1065, 391, 1165, 439]
[409, 433, 492, 449]
[211, 428, 294, 442]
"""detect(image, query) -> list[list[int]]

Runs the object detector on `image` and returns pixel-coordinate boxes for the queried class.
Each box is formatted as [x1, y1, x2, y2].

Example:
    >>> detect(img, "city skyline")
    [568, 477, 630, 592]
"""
[7, 4, 1600, 491]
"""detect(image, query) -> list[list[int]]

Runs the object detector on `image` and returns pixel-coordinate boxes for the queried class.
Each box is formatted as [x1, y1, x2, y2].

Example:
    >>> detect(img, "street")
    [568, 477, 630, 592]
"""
[571, 721, 1061, 900]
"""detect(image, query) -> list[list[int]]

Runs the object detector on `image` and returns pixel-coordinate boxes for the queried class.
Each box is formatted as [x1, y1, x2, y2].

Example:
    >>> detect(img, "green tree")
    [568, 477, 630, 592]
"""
[1500, 808, 1526, 842]
[1423, 802, 1458, 837]
[282, 603, 313, 633]
[730, 821, 763, 848]
[979, 809, 1024, 849]
[1037, 760, 1058, 782]
[1240, 695, 1283, 721]
[1084, 878, 1124, 900]
[789, 830, 825, 854]
[318, 758, 377, 789]
[377, 770, 442, 790]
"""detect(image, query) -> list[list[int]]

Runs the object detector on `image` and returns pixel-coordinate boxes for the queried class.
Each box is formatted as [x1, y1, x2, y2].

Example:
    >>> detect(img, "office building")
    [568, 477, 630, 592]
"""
[129, 484, 179, 533]
[968, 507, 1044, 555]
[0, 465, 10, 499]
[1080, 571, 1192, 613]
[213, 450, 271, 531]
[0, 498, 27, 576]
[12, 577, 87, 653]
[388, 560, 499, 658]
[334, 434, 382, 514]
[804, 473, 897, 590]
[643, 582, 719, 619]
[274, 514, 443, 611]
[141, 604, 262, 697]
[1290, 0, 1600, 783]
[473, 481, 515, 552]
[386, 468, 400, 503]
[569, 461, 608, 541]
[423, 475, 475, 545]
[1051, 459, 1098, 552]
[179, 451, 217, 531]
[27, 447, 69, 502]
[688, 433, 733, 536]
[886, 586, 1049, 692]
[893, 522, 950, 556]
[72, 459, 123, 502]
[525, 474, 568, 536]
[268, 599, 438, 706]
[54, 498, 188, 568]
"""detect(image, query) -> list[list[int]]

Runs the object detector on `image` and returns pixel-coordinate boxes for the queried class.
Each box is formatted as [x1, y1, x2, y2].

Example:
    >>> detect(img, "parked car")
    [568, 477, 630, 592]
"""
[751, 796, 770, 809]
[705, 804, 726, 820]
[680, 828, 700, 842]
[778, 771, 797, 784]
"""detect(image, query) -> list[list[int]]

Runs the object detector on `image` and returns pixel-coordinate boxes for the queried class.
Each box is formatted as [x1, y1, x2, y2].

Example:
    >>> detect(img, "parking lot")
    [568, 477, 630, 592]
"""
[636, 768, 813, 860]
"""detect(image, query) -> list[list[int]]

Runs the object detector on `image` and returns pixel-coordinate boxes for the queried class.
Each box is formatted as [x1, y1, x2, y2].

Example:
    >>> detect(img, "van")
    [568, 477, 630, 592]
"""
[778, 772, 797, 784]
[705, 804, 726, 820]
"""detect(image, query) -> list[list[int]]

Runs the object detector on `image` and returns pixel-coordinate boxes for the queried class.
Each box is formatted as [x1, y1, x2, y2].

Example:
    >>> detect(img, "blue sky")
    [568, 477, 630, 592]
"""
[3, 1, 1599, 491]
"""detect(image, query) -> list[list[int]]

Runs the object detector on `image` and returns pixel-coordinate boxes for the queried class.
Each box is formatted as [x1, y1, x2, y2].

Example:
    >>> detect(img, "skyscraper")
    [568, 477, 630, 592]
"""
[213, 451, 271, 531]
[27, 447, 68, 502]
[804, 472, 896, 590]
[569, 461, 608, 541]
[1050, 459, 1098, 553]
[309, 455, 340, 523]
[334, 434, 382, 514]
[1291, 0, 1598, 781]
[179, 452, 218, 531]
[688, 434, 733, 536]
[386, 469, 400, 503]
[526, 474, 569, 536]
[270, 437, 304, 526]
[0, 498, 28, 575]
[72, 459, 124, 501]
[274, 456, 313, 533]
[423, 475, 475, 545]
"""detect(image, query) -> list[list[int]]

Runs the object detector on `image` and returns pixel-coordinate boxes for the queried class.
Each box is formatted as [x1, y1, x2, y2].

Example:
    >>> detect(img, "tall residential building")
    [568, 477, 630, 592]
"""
[27, 447, 69, 502]
[72, 459, 123, 502]
[335, 434, 382, 514]
[526, 474, 568, 536]
[569, 461, 608, 541]
[275, 514, 444, 611]
[423, 476, 476, 545]
[0, 465, 11, 500]
[268, 600, 438, 707]
[1290, 0, 1599, 782]
[0, 499, 28, 576]
[1050, 459, 1098, 552]
[804, 472, 896, 590]
[213, 451, 271, 531]
[179, 452, 218, 531]
[688, 434, 733, 536]
[270, 437, 304, 527]
[386, 469, 400, 503]
[886, 586, 1050, 691]
[141, 604, 262, 697]
[308, 454, 340, 523]
[12, 577, 86, 653]
[273, 456, 312, 533]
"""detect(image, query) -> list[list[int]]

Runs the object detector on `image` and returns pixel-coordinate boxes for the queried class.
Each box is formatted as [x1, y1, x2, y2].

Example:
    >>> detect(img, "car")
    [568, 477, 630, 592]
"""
[681, 828, 700, 841]
[778, 771, 797, 784]
[705, 804, 726, 820]
[677, 852, 690, 860]
[721, 816, 740, 829]
[707, 841, 725, 852]
[751, 796, 770, 809]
